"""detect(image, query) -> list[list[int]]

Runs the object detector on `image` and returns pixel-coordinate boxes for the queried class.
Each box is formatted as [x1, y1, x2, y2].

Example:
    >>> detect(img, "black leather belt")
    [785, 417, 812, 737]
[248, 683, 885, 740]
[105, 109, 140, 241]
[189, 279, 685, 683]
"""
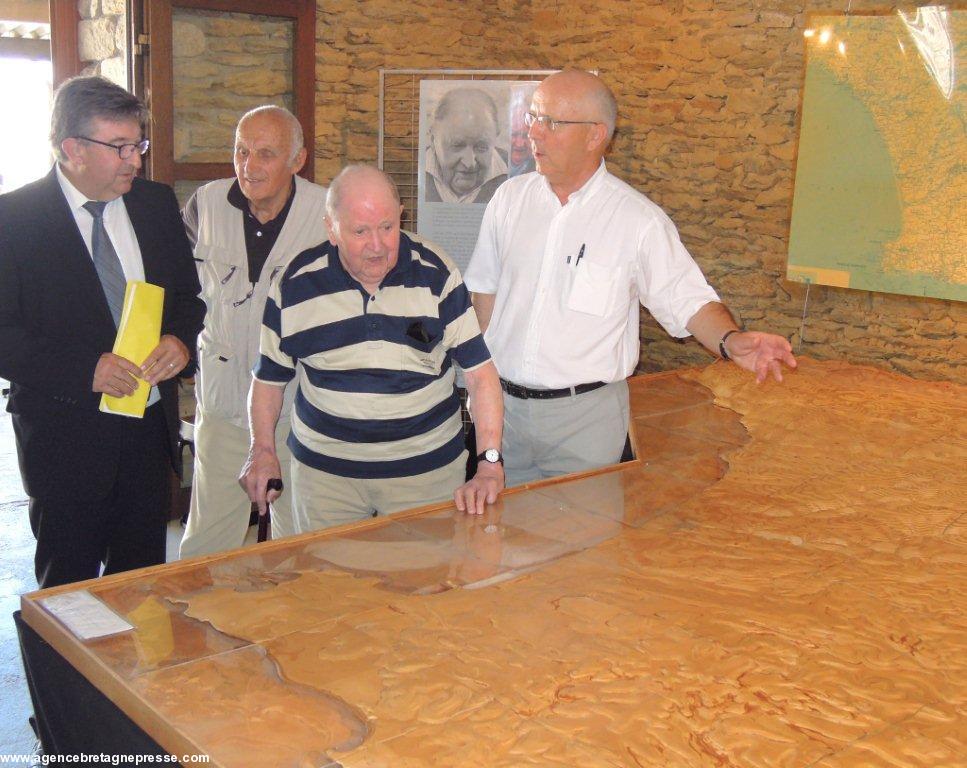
[500, 378, 607, 400]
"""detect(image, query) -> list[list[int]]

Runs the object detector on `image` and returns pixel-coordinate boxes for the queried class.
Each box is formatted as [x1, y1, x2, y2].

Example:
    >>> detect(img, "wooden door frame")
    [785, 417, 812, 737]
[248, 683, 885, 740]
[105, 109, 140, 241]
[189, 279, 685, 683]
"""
[141, 0, 315, 184]
[49, 0, 82, 86]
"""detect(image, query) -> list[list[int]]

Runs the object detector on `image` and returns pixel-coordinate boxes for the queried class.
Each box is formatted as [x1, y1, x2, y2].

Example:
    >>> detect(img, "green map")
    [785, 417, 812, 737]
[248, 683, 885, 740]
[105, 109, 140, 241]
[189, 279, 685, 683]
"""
[788, 9, 966, 302]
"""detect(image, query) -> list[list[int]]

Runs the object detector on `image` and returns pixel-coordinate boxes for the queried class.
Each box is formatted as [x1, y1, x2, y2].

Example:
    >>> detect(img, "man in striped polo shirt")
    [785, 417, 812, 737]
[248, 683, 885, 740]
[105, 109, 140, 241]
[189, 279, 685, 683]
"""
[241, 165, 504, 529]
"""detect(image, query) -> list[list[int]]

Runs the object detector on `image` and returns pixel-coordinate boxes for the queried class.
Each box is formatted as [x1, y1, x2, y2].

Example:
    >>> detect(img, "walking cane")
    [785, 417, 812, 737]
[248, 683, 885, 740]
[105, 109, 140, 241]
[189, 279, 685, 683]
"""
[259, 478, 283, 543]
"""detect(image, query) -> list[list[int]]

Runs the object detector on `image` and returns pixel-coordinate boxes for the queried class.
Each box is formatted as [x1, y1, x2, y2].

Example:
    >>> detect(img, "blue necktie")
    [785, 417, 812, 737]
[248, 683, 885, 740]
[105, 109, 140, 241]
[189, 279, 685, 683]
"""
[83, 201, 126, 327]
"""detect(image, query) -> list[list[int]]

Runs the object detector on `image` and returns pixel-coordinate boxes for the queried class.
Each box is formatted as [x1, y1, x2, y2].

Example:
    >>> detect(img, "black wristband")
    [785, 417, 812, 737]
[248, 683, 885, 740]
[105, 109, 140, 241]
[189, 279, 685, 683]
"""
[719, 329, 740, 361]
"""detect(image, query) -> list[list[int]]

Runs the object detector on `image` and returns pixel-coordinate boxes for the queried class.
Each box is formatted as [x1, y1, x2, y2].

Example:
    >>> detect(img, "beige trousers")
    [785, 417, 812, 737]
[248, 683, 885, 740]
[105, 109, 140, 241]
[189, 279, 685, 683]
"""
[179, 410, 295, 559]
[290, 452, 467, 532]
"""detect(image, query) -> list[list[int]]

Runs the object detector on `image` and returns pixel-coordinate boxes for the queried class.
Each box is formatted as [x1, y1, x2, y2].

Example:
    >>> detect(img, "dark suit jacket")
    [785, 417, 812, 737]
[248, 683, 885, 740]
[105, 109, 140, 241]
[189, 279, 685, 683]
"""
[0, 168, 204, 501]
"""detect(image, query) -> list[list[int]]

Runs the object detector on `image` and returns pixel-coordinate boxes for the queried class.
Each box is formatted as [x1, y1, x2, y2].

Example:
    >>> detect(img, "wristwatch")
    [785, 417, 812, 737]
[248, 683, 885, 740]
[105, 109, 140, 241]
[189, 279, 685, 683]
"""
[477, 448, 504, 465]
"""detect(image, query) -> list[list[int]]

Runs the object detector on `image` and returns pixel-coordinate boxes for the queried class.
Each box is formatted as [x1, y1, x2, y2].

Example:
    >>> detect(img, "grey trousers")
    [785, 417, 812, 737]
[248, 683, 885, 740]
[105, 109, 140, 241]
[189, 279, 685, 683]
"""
[501, 379, 629, 487]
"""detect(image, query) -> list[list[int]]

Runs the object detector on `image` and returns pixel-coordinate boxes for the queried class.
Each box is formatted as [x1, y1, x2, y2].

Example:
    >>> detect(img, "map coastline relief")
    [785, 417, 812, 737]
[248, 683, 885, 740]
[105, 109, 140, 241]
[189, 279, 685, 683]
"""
[787, 8, 966, 303]
[22, 360, 967, 766]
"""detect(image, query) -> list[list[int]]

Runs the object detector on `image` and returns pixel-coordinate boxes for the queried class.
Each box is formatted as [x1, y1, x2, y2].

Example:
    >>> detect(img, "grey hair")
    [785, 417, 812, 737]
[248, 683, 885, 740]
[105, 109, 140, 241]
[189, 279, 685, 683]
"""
[591, 79, 618, 142]
[237, 105, 304, 163]
[433, 87, 499, 132]
[50, 76, 148, 163]
[325, 164, 401, 222]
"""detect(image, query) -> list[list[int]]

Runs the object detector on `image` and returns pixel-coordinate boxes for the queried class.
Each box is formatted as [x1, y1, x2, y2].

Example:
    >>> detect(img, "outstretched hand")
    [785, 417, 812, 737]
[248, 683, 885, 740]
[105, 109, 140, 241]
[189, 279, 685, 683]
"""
[725, 331, 797, 383]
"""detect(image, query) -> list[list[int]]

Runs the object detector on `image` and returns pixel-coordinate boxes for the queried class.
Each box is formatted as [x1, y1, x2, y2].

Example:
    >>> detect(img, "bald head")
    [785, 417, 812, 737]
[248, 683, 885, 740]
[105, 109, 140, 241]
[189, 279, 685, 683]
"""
[324, 164, 404, 293]
[233, 105, 307, 217]
[325, 164, 401, 222]
[528, 71, 617, 200]
[237, 105, 304, 163]
[539, 70, 617, 142]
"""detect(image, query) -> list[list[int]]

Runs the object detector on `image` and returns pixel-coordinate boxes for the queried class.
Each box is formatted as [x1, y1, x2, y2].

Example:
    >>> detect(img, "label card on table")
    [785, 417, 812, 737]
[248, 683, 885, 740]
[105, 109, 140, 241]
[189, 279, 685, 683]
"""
[40, 590, 134, 640]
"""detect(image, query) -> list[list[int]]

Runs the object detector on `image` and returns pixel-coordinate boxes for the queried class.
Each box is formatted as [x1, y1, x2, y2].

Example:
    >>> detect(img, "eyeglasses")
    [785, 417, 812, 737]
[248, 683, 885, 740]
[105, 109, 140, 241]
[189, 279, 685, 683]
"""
[74, 136, 150, 159]
[523, 112, 599, 132]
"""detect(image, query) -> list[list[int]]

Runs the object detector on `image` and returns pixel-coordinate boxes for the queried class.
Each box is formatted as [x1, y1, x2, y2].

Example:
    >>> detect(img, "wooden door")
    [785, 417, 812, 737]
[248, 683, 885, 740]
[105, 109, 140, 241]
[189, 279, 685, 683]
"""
[134, 0, 314, 198]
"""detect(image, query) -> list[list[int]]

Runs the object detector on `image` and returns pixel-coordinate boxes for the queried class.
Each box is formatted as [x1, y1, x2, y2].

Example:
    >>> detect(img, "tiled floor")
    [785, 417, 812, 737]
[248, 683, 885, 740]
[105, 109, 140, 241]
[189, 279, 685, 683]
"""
[0, 396, 36, 755]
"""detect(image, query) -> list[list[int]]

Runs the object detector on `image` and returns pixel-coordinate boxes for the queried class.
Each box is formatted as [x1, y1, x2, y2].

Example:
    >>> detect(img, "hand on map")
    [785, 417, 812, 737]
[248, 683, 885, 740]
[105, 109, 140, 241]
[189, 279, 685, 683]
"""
[455, 461, 504, 515]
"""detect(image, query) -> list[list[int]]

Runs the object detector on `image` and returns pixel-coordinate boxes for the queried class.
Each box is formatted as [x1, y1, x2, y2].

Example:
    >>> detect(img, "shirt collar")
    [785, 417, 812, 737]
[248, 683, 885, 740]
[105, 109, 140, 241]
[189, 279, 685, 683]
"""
[227, 176, 297, 224]
[538, 158, 608, 205]
[56, 163, 123, 214]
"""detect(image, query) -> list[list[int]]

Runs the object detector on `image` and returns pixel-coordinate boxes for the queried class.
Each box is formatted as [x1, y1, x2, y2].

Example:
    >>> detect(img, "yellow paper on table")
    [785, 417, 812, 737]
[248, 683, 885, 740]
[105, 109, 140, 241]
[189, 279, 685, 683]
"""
[99, 281, 165, 418]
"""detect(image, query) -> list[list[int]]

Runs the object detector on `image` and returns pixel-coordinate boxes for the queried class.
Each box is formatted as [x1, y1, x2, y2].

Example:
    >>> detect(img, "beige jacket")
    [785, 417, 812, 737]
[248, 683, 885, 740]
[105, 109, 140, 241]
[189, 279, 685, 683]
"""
[190, 176, 329, 428]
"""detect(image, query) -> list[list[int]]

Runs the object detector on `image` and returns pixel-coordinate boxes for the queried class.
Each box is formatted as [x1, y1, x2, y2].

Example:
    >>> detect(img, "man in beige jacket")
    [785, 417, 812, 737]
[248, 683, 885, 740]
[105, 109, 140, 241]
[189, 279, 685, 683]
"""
[179, 106, 328, 558]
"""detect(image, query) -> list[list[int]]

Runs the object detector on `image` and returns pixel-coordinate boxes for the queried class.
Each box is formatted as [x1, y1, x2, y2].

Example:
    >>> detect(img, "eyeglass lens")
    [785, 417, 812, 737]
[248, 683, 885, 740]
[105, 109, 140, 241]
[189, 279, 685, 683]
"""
[120, 140, 150, 159]
[80, 137, 150, 158]
[524, 112, 551, 130]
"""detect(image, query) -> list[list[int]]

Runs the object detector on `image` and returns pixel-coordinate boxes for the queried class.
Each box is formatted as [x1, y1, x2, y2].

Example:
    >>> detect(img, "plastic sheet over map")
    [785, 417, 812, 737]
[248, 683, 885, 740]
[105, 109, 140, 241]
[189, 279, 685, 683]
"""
[23, 359, 966, 766]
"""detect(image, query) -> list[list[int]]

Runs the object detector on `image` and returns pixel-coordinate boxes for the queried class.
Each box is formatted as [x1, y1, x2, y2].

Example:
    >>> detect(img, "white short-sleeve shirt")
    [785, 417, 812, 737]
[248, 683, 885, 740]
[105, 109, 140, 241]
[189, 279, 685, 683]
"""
[464, 161, 719, 389]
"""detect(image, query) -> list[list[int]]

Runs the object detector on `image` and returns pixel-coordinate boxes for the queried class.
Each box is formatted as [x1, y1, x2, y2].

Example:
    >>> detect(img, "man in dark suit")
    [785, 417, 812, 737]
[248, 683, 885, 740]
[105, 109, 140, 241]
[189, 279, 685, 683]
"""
[0, 76, 204, 589]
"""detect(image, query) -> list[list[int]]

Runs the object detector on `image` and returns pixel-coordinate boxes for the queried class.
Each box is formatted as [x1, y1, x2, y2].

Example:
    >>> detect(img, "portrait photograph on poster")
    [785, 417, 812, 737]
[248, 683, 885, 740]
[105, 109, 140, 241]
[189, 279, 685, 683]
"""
[417, 79, 539, 272]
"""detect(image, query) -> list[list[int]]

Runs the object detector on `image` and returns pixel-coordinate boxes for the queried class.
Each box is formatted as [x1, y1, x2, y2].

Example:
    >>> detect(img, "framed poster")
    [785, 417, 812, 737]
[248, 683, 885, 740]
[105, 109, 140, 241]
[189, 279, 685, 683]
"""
[416, 79, 540, 271]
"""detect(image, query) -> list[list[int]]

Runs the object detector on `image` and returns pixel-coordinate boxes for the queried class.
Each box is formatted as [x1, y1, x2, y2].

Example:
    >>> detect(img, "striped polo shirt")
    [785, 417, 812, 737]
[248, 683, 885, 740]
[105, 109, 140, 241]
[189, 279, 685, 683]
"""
[255, 232, 490, 479]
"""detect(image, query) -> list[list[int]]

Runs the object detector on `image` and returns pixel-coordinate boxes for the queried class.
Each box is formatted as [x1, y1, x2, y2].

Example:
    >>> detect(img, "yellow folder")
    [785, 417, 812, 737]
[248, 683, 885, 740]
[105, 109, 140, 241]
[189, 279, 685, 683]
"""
[99, 281, 165, 418]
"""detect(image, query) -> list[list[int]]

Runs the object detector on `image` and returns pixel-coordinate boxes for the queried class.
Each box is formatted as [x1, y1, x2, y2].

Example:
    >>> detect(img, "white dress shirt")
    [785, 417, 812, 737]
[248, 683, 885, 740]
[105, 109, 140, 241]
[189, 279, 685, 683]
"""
[56, 164, 159, 405]
[464, 161, 719, 389]
[56, 164, 146, 283]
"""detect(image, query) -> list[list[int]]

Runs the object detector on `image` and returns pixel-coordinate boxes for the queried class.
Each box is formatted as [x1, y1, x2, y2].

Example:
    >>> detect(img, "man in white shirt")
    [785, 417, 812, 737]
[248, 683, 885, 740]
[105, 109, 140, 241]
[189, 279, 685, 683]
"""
[179, 106, 329, 558]
[464, 70, 797, 488]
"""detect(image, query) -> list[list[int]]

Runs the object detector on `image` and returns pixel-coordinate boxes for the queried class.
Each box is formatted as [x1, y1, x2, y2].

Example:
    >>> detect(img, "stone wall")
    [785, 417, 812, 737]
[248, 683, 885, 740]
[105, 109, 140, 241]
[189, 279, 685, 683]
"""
[77, 0, 126, 86]
[171, 9, 294, 163]
[313, 0, 964, 383]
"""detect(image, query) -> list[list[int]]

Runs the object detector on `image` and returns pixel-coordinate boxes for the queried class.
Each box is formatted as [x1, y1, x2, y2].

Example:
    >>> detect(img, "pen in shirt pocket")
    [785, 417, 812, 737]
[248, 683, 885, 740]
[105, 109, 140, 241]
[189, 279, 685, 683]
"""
[567, 243, 586, 265]
[567, 243, 586, 268]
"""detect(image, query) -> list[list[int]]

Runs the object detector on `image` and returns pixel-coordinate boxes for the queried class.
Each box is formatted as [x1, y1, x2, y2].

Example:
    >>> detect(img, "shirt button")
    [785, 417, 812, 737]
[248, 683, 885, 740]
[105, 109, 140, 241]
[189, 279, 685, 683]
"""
[255, 231, 263, 237]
